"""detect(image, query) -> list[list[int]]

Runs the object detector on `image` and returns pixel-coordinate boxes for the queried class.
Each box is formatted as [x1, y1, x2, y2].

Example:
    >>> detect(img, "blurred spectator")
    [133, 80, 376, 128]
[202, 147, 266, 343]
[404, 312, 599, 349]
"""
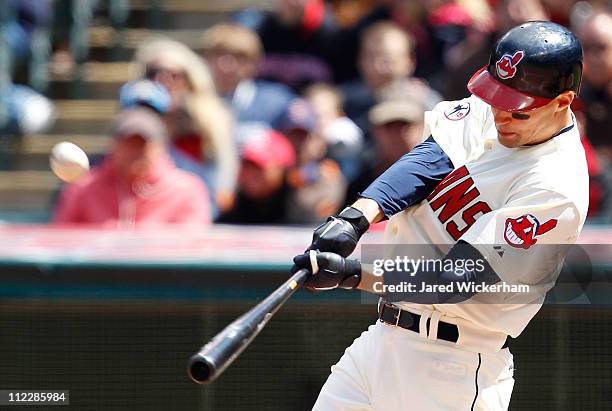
[0, 85, 56, 136]
[0, 0, 55, 135]
[361, 0, 493, 87]
[573, 103, 608, 217]
[318, 0, 389, 83]
[281, 98, 347, 224]
[582, 134, 608, 218]
[304, 83, 364, 182]
[119, 79, 171, 115]
[346, 97, 426, 204]
[346, 1, 432, 80]
[201, 23, 297, 131]
[423, 0, 494, 91]
[443, 0, 550, 99]
[50, 0, 128, 75]
[233, 0, 338, 90]
[540, 0, 577, 26]
[577, 10, 612, 163]
[117, 78, 223, 216]
[1, 0, 52, 89]
[132, 37, 237, 215]
[54, 108, 211, 227]
[1, 0, 52, 62]
[217, 129, 296, 224]
[341, 22, 442, 136]
[494, 0, 550, 33]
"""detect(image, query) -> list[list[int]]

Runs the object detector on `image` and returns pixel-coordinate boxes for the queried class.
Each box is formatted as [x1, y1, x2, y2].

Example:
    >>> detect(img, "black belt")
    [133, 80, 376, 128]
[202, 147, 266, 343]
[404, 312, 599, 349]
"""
[378, 302, 510, 349]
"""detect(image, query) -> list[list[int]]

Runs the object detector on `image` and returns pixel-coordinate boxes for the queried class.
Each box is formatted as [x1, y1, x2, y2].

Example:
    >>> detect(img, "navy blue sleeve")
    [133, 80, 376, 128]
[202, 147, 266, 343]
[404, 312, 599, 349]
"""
[360, 136, 454, 219]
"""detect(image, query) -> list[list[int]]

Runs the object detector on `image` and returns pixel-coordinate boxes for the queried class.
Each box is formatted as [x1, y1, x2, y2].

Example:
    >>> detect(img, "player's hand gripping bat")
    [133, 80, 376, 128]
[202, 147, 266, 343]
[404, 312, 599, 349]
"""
[188, 207, 369, 384]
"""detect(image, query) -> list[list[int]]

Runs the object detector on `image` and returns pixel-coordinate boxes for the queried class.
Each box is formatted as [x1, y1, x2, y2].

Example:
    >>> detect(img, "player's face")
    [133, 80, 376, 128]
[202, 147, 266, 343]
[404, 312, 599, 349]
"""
[491, 93, 573, 148]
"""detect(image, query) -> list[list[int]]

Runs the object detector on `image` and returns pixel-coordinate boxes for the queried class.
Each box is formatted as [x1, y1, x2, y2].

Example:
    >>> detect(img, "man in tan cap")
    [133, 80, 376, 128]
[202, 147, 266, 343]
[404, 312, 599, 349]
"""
[54, 107, 212, 227]
[346, 98, 425, 204]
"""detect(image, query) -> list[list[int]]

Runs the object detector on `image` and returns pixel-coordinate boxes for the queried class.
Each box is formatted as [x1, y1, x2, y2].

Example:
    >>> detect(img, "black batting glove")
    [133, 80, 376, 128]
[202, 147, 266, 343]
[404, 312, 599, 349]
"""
[307, 206, 370, 258]
[293, 251, 362, 291]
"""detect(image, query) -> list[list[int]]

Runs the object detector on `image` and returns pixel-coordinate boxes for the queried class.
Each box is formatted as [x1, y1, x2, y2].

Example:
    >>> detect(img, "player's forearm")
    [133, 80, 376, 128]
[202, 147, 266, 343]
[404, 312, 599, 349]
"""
[351, 198, 385, 224]
[356, 263, 384, 294]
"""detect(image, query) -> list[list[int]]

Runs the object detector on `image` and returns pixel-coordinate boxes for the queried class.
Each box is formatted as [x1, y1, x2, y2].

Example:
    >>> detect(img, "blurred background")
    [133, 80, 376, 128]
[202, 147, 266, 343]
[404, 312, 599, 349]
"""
[0, 0, 610, 409]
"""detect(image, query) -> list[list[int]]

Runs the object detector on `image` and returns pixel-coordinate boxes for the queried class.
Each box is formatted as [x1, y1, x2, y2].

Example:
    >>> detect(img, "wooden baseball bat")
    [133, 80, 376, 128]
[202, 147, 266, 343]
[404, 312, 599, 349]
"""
[187, 268, 310, 384]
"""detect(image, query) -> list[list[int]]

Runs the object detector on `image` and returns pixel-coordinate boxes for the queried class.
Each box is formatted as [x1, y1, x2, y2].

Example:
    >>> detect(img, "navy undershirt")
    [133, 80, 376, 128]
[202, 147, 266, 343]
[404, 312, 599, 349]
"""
[360, 136, 455, 219]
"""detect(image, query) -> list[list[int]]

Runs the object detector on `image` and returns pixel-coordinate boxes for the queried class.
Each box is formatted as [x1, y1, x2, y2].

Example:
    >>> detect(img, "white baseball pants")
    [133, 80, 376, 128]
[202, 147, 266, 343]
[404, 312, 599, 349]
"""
[313, 322, 514, 410]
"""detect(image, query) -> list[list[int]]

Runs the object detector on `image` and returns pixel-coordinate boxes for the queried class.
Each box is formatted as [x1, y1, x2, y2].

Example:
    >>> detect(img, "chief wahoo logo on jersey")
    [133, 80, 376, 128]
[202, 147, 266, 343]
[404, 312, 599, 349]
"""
[504, 214, 558, 249]
[495, 50, 524, 79]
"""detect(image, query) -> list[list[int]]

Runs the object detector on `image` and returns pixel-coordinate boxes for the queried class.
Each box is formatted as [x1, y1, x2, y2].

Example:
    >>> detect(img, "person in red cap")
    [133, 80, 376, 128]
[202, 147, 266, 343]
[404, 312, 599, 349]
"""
[291, 21, 589, 409]
[217, 129, 296, 225]
[54, 108, 212, 227]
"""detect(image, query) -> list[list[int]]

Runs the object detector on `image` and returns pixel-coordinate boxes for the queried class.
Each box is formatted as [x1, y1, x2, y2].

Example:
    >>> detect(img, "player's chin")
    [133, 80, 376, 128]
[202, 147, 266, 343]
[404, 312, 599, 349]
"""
[497, 131, 522, 148]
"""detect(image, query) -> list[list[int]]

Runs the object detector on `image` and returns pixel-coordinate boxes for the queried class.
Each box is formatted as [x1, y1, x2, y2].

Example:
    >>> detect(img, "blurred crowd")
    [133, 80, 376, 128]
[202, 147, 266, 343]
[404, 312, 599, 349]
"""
[2, 0, 611, 227]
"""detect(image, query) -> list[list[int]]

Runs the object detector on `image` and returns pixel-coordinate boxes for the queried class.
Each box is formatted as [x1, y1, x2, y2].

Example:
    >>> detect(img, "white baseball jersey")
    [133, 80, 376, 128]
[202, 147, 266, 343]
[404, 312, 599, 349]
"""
[384, 94, 589, 343]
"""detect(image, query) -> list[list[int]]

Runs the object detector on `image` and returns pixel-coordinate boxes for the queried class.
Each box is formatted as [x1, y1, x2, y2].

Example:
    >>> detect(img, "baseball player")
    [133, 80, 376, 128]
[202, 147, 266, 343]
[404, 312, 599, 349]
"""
[293, 21, 588, 410]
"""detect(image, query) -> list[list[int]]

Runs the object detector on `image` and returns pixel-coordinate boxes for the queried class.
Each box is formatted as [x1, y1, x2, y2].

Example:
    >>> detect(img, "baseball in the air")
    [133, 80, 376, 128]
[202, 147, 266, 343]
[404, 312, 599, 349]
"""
[49, 142, 90, 183]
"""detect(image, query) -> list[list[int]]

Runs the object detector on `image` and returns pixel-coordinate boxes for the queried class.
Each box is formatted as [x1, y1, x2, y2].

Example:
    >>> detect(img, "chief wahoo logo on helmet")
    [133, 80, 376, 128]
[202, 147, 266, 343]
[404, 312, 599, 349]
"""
[495, 50, 524, 79]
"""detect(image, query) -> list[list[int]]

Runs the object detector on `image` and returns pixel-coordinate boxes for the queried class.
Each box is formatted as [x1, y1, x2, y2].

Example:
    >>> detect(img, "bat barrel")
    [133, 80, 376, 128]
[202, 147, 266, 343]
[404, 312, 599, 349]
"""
[187, 322, 250, 383]
[187, 268, 310, 384]
[189, 356, 214, 383]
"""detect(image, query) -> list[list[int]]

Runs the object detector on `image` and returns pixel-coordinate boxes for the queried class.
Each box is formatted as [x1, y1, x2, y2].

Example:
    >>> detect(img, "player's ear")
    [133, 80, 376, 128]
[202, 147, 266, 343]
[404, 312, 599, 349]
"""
[555, 91, 574, 111]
